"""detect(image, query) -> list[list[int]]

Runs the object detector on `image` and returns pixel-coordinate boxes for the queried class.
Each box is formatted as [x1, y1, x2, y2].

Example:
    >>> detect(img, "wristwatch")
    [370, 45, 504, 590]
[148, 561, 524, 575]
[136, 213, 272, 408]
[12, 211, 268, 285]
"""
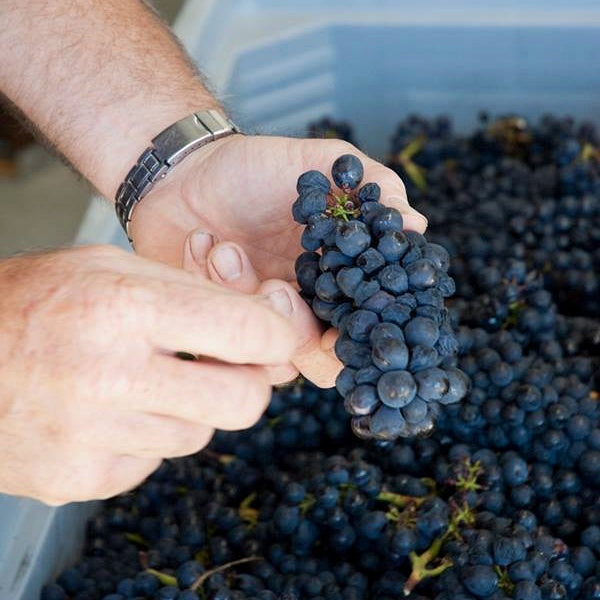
[115, 108, 240, 242]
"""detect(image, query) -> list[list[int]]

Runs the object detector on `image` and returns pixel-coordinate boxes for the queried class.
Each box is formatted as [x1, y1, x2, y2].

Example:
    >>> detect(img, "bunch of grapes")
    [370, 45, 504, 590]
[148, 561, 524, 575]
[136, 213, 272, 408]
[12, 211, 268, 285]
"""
[292, 154, 468, 440]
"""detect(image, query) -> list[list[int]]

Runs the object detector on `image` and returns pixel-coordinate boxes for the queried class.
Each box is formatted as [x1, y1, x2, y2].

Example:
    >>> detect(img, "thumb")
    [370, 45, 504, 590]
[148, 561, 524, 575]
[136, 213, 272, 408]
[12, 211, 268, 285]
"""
[257, 279, 342, 388]
[182, 229, 215, 275]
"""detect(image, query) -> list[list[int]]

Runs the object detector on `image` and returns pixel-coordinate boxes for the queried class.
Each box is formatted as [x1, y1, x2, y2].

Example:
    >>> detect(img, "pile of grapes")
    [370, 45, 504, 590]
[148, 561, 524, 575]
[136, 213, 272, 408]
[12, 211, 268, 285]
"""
[42, 114, 600, 600]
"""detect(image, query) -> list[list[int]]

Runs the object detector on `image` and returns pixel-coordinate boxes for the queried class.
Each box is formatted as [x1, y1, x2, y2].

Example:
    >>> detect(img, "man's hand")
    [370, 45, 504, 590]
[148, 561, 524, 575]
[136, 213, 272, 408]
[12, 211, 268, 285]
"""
[129, 135, 427, 386]
[0, 245, 297, 505]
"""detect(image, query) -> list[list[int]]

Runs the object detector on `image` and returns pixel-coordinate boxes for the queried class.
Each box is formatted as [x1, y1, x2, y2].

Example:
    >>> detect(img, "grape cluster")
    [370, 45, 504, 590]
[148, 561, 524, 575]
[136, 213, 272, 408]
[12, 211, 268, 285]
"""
[293, 154, 468, 439]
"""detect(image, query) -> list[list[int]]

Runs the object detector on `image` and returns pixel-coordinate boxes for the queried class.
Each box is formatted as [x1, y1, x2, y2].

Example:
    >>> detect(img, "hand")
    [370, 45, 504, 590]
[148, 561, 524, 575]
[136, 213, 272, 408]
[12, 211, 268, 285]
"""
[129, 135, 427, 385]
[0, 245, 297, 505]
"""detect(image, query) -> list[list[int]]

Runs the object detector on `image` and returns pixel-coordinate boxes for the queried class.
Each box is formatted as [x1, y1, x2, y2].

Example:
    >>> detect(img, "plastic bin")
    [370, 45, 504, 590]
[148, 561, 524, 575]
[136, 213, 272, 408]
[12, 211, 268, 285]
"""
[3, 2, 600, 598]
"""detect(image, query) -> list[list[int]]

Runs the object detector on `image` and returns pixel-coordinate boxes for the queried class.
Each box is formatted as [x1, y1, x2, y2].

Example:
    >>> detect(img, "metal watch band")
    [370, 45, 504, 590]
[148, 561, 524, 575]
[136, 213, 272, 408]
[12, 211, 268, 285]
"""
[115, 109, 240, 242]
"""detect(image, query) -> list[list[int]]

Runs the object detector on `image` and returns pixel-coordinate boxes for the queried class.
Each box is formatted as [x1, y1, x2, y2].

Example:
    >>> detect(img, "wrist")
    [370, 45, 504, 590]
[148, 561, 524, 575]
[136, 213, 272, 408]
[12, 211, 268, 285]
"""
[99, 98, 223, 199]
[126, 132, 242, 259]
[115, 109, 240, 243]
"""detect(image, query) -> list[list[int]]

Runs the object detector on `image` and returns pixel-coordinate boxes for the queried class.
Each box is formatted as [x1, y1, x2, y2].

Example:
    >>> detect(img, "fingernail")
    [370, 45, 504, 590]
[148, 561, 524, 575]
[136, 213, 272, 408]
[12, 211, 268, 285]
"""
[267, 288, 293, 317]
[210, 245, 242, 282]
[189, 230, 214, 264]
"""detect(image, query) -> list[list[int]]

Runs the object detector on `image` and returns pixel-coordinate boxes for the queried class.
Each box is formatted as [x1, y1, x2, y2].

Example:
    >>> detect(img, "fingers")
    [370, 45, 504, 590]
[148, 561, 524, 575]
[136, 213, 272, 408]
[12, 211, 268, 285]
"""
[148, 279, 297, 365]
[183, 229, 261, 293]
[185, 235, 341, 388]
[207, 242, 261, 293]
[182, 229, 215, 274]
[257, 279, 342, 388]
[135, 354, 273, 430]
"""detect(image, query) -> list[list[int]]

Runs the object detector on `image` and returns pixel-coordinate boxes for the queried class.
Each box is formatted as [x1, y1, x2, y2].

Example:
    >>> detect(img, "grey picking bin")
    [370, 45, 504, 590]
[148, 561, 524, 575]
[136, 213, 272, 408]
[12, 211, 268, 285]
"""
[3, 2, 600, 598]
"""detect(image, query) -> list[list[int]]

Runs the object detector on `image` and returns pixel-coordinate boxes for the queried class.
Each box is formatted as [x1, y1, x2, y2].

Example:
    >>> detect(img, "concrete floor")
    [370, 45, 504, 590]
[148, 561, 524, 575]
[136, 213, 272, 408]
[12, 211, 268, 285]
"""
[0, 0, 184, 258]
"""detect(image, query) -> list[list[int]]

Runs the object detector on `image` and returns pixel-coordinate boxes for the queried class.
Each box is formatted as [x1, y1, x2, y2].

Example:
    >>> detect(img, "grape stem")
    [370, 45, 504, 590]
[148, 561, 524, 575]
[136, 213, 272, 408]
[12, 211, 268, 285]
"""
[403, 536, 452, 596]
[189, 556, 262, 592]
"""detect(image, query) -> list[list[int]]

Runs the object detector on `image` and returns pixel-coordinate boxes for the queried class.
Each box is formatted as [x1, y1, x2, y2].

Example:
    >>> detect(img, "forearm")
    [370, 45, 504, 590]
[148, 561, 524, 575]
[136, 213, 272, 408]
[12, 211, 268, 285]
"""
[0, 0, 219, 199]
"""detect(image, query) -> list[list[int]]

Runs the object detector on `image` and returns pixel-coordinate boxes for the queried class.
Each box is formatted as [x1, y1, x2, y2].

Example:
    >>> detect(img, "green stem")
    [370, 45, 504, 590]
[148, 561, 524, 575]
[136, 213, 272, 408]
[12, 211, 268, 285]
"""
[403, 537, 452, 596]
[239, 493, 259, 528]
[146, 569, 178, 587]
[377, 491, 425, 508]
[124, 532, 148, 547]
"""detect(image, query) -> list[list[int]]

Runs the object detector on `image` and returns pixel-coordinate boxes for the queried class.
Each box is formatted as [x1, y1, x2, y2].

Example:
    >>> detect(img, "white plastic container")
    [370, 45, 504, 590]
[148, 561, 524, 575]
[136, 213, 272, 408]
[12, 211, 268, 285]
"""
[4, 2, 600, 598]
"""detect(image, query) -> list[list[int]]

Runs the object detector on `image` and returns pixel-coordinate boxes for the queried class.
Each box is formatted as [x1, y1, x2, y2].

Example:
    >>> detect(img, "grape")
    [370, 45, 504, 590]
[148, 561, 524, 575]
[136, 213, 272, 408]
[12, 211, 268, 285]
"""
[331, 154, 364, 191]
[377, 370, 417, 408]
[296, 169, 331, 194]
[335, 221, 371, 257]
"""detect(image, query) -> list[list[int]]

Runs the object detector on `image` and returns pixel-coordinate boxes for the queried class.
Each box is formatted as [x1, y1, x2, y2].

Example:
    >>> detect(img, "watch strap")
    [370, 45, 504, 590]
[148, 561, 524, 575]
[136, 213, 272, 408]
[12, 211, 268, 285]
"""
[115, 109, 240, 242]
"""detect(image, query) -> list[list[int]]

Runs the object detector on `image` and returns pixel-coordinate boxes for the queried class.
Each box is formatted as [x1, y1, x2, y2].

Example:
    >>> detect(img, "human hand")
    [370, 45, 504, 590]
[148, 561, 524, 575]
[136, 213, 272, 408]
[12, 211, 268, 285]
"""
[128, 135, 427, 386]
[0, 245, 297, 505]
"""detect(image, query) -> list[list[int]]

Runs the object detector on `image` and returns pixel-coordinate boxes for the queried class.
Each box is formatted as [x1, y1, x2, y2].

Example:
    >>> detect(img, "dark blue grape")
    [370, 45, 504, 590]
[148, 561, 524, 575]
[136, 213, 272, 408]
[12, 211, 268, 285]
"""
[368, 405, 409, 439]
[377, 264, 409, 294]
[331, 154, 364, 191]
[371, 208, 404, 237]
[336, 221, 371, 257]
[156, 586, 180, 600]
[461, 565, 499, 597]
[291, 190, 328, 224]
[404, 317, 440, 347]
[306, 213, 336, 242]
[134, 572, 160, 595]
[377, 370, 417, 408]
[360, 200, 385, 224]
[315, 272, 343, 303]
[354, 365, 382, 385]
[401, 397, 428, 424]
[371, 336, 409, 371]
[344, 385, 379, 416]
[345, 309, 379, 343]
[336, 266, 364, 297]
[319, 249, 354, 273]
[361, 290, 395, 313]
[414, 368, 449, 401]
[356, 248, 385, 274]
[513, 581, 542, 600]
[176, 560, 204, 588]
[377, 231, 409, 262]
[358, 182, 381, 203]
[311, 297, 338, 321]
[408, 345, 440, 372]
[423, 243, 450, 271]
[406, 259, 438, 290]
[381, 302, 412, 327]
[354, 280, 381, 306]
[296, 169, 331, 194]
